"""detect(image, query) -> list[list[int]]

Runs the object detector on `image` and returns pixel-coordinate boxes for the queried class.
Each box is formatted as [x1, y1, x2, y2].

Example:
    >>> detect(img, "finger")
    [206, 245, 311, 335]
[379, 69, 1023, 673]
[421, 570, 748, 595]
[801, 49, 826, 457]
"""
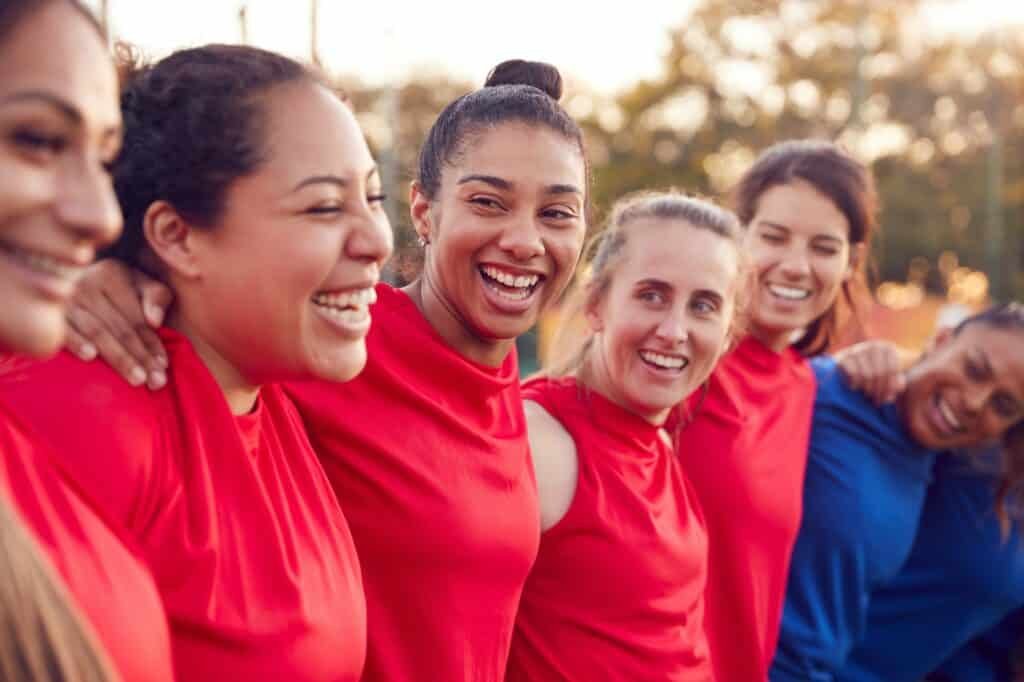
[63, 325, 98, 362]
[132, 271, 174, 329]
[845, 355, 866, 391]
[93, 291, 167, 380]
[66, 306, 147, 387]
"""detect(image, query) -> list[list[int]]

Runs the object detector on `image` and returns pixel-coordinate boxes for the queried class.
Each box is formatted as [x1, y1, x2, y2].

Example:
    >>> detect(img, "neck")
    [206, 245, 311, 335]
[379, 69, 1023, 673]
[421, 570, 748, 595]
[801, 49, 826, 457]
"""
[167, 307, 260, 415]
[403, 275, 514, 368]
[748, 325, 793, 353]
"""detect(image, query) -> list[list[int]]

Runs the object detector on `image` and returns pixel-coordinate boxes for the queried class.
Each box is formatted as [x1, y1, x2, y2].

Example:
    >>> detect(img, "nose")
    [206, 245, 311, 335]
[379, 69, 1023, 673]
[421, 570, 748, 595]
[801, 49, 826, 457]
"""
[497, 213, 545, 261]
[778, 247, 811, 281]
[54, 161, 123, 249]
[346, 205, 394, 267]
[654, 306, 689, 346]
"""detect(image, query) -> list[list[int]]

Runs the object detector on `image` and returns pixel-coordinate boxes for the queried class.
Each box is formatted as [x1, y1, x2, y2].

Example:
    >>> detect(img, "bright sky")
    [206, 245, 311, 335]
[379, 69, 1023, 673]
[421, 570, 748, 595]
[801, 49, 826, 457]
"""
[82, 0, 1022, 95]
[82, 0, 697, 94]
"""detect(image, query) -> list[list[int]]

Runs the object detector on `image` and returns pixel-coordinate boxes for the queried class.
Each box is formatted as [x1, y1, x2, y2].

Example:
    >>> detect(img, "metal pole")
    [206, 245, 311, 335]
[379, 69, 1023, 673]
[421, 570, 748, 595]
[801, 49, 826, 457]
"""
[310, 0, 320, 66]
[238, 4, 248, 45]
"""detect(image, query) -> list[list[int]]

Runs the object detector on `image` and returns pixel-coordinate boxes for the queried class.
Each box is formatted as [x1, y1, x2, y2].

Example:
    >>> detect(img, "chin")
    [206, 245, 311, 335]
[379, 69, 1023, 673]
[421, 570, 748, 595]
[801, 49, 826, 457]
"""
[0, 316, 64, 359]
[315, 345, 368, 384]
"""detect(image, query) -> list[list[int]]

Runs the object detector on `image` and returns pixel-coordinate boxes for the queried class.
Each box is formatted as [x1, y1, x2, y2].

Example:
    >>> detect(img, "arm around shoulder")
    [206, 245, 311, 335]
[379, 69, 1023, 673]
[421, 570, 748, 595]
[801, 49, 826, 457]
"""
[525, 399, 579, 533]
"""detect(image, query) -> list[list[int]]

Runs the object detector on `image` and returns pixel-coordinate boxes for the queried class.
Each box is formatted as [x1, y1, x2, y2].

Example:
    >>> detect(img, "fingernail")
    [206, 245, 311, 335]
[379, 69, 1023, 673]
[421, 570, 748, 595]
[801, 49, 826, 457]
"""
[129, 366, 146, 386]
[157, 355, 169, 369]
[78, 343, 97, 361]
[147, 370, 166, 390]
[144, 303, 164, 327]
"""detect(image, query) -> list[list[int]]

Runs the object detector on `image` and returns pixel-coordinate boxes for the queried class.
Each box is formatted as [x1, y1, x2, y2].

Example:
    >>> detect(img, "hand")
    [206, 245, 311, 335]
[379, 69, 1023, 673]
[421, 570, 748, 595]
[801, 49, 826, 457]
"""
[835, 340, 907, 405]
[65, 260, 175, 390]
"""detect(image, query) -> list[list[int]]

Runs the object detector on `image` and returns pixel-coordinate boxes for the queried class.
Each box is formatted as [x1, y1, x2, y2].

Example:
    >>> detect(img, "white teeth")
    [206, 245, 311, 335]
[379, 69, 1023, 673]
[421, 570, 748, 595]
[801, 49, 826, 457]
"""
[0, 243, 82, 279]
[311, 286, 377, 311]
[938, 397, 963, 432]
[639, 350, 688, 370]
[481, 265, 540, 290]
[768, 284, 812, 301]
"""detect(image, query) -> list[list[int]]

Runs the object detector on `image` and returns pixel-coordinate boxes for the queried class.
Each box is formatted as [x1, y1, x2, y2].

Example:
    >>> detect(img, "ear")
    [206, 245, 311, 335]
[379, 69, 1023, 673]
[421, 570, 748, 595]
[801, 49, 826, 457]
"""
[142, 201, 202, 280]
[844, 243, 866, 282]
[409, 181, 433, 244]
[583, 292, 605, 333]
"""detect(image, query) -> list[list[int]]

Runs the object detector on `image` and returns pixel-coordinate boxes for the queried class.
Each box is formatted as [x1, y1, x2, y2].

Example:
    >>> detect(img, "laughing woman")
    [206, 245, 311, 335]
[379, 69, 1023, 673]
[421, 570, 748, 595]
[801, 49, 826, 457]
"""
[0, 1, 172, 680]
[50, 59, 590, 681]
[0, 44, 393, 680]
[675, 140, 878, 682]
[506, 193, 745, 681]
[770, 304, 1024, 680]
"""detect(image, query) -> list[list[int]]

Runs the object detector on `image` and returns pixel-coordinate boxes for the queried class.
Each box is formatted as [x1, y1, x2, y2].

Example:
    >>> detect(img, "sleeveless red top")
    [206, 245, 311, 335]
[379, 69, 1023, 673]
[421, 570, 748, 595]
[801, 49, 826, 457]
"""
[676, 336, 816, 681]
[507, 376, 712, 681]
[0, 402, 174, 682]
[0, 330, 366, 681]
[284, 283, 540, 682]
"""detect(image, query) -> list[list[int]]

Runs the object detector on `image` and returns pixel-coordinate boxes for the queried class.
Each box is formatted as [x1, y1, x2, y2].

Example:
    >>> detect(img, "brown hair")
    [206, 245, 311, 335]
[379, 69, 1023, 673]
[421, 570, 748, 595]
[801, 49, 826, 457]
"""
[952, 303, 1024, 533]
[732, 139, 879, 356]
[545, 190, 747, 381]
[0, 498, 116, 681]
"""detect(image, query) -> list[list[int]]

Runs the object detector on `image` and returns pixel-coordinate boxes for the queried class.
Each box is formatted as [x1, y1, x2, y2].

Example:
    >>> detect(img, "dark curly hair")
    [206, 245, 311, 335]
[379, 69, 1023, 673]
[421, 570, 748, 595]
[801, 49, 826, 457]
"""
[732, 139, 879, 357]
[416, 59, 587, 202]
[104, 43, 329, 273]
[0, 0, 102, 47]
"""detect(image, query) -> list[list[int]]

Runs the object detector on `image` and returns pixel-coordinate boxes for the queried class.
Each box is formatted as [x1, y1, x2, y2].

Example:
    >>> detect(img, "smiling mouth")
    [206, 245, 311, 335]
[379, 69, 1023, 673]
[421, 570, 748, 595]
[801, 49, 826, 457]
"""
[767, 283, 812, 301]
[311, 286, 377, 325]
[0, 241, 86, 281]
[479, 265, 543, 302]
[639, 349, 689, 373]
[932, 392, 966, 436]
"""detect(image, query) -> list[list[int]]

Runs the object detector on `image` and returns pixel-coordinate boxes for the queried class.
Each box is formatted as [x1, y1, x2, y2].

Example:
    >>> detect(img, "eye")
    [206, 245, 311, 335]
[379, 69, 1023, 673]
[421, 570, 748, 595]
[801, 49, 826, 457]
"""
[692, 298, 719, 315]
[368, 193, 388, 205]
[469, 196, 505, 211]
[965, 357, 986, 381]
[638, 289, 665, 304]
[11, 129, 67, 160]
[306, 203, 343, 215]
[541, 206, 576, 221]
[813, 244, 840, 256]
[760, 232, 785, 244]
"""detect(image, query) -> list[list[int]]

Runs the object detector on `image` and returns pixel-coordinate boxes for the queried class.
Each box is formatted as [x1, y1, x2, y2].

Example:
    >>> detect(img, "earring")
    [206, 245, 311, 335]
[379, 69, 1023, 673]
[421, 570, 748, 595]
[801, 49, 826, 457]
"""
[417, 234, 430, 247]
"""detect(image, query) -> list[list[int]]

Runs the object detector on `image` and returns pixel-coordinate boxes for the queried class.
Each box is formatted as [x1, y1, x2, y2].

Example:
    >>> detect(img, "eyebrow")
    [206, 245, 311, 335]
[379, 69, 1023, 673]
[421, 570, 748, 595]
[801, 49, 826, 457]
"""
[0, 90, 82, 124]
[291, 166, 379, 193]
[457, 174, 582, 196]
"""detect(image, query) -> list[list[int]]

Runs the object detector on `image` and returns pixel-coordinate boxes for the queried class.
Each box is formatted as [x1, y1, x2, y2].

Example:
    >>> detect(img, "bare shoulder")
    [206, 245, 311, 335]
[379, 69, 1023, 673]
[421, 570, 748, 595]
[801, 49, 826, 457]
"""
[524, 399, 579, 532]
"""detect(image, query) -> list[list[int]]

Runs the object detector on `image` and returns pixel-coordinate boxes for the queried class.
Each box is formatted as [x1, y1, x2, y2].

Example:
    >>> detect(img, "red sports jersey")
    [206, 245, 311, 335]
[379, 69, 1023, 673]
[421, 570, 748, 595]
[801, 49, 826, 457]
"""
[284, 283, 540, 682]
[0, 403, 174, 682]
[507, 376, 712, 682]
[676, 336, 816, 682]
[0, 330, 366, 682]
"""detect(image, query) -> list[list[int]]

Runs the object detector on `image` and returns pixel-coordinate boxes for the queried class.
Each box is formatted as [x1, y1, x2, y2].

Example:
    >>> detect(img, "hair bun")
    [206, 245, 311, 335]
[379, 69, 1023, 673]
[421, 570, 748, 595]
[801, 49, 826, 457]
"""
[484, 59, 563, 101]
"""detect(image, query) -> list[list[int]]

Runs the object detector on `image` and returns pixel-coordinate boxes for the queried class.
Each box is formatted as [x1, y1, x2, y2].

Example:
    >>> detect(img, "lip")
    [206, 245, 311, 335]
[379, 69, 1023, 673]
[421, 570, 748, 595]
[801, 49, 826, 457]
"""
[637, 348, 689, 379]
[310, 279, 378, 340]
[477, 263, 547, 315]
[925, 392, 966, 440]
[0, 239, 90, 302]
[765, 281, 813, 302]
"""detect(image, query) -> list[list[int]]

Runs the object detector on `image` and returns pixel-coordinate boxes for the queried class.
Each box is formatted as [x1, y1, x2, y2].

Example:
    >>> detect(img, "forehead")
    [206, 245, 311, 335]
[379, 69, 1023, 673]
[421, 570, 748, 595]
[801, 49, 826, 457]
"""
[0, 3, 118, 128]
[754, 180, 850, 240]
[257, 83, 375, 181]
[615, 219, 739, 291]
[450, 122, 585, 189]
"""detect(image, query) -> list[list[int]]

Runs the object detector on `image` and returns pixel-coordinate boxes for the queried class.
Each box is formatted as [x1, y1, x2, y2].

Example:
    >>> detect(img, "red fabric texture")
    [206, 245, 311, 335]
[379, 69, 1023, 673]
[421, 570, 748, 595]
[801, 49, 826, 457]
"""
[0, 403, 174, 682]
[0, 330, 366, 681]
[507, 376, 712, 682]
[676, 336, 816, 682]
[284, 283, 540, 682]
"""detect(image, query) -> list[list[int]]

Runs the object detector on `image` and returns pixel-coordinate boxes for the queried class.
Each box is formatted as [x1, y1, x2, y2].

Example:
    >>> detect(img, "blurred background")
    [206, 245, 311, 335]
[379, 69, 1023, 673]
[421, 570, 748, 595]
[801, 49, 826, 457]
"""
[83, 0, 1024, 371]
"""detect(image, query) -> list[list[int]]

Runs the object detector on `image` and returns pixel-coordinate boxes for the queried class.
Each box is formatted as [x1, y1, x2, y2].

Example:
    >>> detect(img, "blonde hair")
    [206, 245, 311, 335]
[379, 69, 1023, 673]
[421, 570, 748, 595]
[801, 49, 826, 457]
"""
[0, 498, 116, 681]
[545, 190, 748, 380]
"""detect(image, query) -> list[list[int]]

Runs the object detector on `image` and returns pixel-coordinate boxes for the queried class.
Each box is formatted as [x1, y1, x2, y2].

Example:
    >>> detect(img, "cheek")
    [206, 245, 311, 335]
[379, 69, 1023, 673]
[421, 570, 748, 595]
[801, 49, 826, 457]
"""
[812, 257, 849, 292]
[547, 228, 586, 278]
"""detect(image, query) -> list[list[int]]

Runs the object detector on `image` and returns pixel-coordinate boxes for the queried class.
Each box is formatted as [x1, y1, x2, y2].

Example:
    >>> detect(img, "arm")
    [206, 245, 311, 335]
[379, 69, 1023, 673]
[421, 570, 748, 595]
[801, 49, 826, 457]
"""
[64, 259, 174, 390]
[833, 340, 912, 405]
[524, 399, 579, 533]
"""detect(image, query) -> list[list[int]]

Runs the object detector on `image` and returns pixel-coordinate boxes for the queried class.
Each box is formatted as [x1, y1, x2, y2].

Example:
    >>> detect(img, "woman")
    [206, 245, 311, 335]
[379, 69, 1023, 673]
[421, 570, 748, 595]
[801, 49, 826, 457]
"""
[53, 59, 590, 681]
[507, 193, 744, 680]
[676, 139, 877, 682]
[0, 44, 392, 680]
[819, 333, 1024, 682]
[770, 304, 1024, 680]
[0, 1, 173, 680]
